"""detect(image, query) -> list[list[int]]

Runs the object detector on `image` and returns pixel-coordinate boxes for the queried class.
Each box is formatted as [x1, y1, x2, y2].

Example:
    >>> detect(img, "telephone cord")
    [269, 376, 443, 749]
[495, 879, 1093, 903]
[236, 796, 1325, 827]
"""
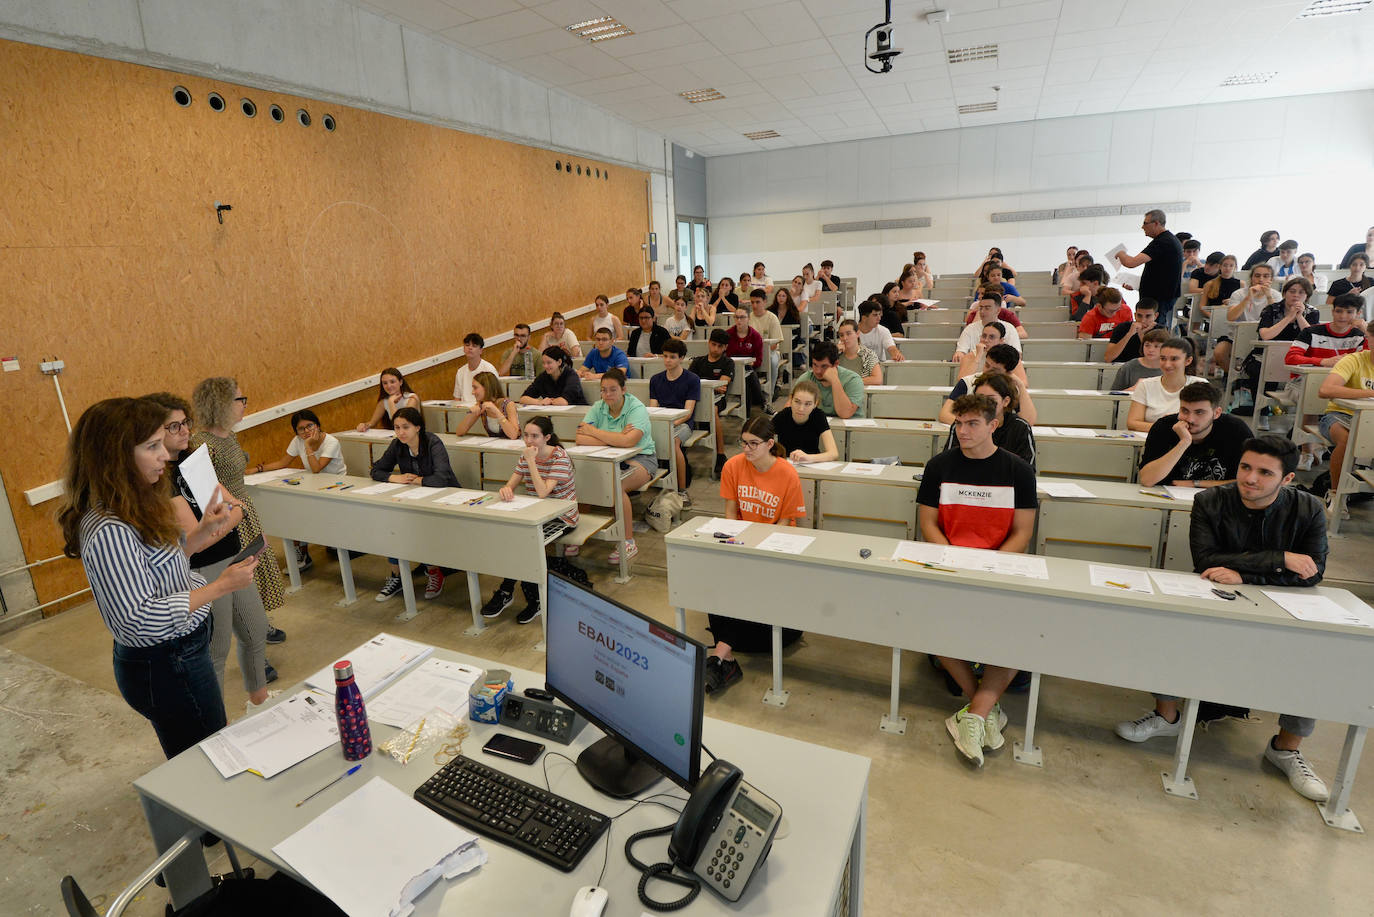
[624, 823, 700, 911]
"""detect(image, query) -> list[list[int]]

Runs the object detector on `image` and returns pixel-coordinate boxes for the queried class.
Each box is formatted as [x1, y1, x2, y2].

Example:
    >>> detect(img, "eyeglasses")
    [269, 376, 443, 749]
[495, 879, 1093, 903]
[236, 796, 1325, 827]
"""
[740, 437, 766, 450]
[234, 396, 249, 404]
[164, 419, 193, 434]
[296, 422, 319, 433]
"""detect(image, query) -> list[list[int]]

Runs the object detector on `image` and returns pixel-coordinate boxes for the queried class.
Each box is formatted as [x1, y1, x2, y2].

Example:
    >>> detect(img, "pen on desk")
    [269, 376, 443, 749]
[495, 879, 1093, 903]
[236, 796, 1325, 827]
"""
[898, 558, 955, 572]
[1232, 589, 1259, 605]
[1104, 581, 1131, 589]
[296, 764, 362, 807]
[336, 484, 354, 491]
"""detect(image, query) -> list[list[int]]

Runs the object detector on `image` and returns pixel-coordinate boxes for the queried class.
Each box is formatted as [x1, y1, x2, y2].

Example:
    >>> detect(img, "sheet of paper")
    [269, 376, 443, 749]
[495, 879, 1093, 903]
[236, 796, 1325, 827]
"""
[754, 532, 815, 555]
[1262, 591, 1374, 628]
[1104, 242, 1127, 264]
[1090, 565, 1154, 595]
[1113, 270, 1142, 290]
[433, 489, 492, 506]
[645, 406, 685, 417]
[352, 482, 407, 495]
[915, 299, 939, 307]
[199, 691, 338, 779]
[1031, 427, 1063, 436]
[1038, 481, 1096, 498]
[593, 446, 631, 457]
[841, 418, 878, 426]
[244, 468, 298, 485]
[483, 438, 525, 450]
[1063, 389, 1102, 396]
[803, 461, 843, 471]
[891, 540, 948, 565]
[177, 444, 221, 512]
[840, 462, 885, 476]
[274, 777, 483, 917]
[356, 429, 397, 440]
[696, 518, 750, 536]
[1161, 486, 1199, 502]
[306, 634, 435, 699]
[940, 545, 1050, 579]
[485, 495, 538, 512]
[564, 444, 607, 454]
[1149, 571, 1222, 600]
[421, 400, 455, 407]
[1050, 426, 1096, 438]
[393, 487, 446, 501]
[864, 385, 896, 391]
[458, 436, 496, 447]
[366, 658, 484, 728]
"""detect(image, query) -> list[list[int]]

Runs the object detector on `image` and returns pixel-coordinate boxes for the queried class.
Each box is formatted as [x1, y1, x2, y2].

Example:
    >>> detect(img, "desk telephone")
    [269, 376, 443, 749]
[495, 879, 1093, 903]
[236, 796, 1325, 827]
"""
[629, 760, 783, 909]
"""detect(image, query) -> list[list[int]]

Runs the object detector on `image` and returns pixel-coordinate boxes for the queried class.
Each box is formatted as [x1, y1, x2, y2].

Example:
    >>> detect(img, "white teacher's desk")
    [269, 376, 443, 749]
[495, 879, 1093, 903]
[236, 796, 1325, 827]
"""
[666, 519, 1374, 832]
[135, 649, 870, 916]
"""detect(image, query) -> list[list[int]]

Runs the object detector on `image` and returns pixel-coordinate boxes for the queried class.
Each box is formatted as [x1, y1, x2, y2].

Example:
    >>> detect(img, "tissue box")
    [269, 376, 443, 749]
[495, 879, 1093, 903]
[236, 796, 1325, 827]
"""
[468, 670, 512, 724]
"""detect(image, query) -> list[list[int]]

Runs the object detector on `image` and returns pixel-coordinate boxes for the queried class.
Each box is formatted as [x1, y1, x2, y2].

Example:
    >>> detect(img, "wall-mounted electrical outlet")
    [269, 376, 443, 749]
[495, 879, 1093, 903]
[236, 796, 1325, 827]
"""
[39, 359, 65, 375]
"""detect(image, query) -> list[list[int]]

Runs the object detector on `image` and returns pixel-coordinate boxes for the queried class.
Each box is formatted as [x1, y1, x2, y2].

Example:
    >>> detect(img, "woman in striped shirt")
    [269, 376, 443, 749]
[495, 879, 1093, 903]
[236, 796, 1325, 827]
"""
[59, 398, 259, 758]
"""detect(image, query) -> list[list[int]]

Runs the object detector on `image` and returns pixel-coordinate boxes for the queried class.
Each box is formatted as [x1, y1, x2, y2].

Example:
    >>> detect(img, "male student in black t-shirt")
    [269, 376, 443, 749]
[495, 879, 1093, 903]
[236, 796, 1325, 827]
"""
[688, 328, 734, 477]
[1103, 299, 1159, 364]
[915, 393, 1038, 768]
[816, 259, 842, 292]
[1138, 382, 1252, 487]
[648, 339, 700, 501]
[1117, 208, 1183, 328]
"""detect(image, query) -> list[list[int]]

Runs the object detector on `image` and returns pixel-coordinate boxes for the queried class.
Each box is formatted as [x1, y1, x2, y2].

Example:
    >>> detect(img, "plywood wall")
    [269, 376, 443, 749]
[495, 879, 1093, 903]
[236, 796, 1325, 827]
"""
[0, 39, 651, 615]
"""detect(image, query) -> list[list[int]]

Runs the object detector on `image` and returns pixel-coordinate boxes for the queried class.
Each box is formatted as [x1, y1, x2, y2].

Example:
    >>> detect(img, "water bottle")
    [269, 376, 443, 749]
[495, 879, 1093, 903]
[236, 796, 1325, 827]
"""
[333, 660, 372, 760]
[524, 349, 536, 380]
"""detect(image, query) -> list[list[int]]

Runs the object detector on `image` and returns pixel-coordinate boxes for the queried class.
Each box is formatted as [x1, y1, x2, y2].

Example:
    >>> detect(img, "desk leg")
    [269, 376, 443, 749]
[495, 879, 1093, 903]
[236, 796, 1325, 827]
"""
[1013, 672, 1044, 767]
[847, 789, 866, 917]
[282, 540, 302, 593]
[614, 487, 632, 585]
[1161, 697, 1201, 799]
[1318, 724, 1366, 833]
[675, 605, 686, 633]
[394, 559, 420, 622]
[762, 626, 789, 707]
[463, 571, 486, 637]
[533, 566, 548, 654]
[336, 548, 357, 605]
[139, 793, 210, 910]
[879, 647, 906, 735]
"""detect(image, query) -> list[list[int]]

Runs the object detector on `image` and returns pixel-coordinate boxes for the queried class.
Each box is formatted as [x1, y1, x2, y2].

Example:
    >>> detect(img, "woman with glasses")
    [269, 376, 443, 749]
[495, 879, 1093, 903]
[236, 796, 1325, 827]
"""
[59, 398, 257, 757]
[703, 414, 807, 695]
[357, 367, 419, 433]
[193, 378, 288, 640]
[145, 391, 276, 710]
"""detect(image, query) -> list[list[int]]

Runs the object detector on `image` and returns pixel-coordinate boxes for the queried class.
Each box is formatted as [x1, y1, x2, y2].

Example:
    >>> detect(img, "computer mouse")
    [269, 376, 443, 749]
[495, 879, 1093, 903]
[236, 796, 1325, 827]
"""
[569, 885, 609, 917]
[859, 548, 872, 559]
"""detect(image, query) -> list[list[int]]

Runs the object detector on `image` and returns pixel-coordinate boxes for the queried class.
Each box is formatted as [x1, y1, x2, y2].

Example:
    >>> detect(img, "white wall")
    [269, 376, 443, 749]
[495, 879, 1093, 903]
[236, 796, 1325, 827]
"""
[0, 0, 666, 174]
[706, 91, 1374, 296]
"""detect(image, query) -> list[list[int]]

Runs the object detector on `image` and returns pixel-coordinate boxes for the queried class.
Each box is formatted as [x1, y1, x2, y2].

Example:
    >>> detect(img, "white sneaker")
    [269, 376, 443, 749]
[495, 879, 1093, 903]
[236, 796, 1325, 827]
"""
[1297, 452, 1315, 472]
[1264, 740, 1329, 802]
[984, 703, 1008, 751]
[608, 540, 639, 564]
[1115, 710, 1182, 743]
[946, 706, 985, 766]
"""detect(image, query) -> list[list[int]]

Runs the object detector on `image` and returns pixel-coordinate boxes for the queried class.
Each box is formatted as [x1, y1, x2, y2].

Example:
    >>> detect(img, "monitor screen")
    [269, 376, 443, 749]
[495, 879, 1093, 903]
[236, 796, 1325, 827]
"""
[545, 571, 704, 795]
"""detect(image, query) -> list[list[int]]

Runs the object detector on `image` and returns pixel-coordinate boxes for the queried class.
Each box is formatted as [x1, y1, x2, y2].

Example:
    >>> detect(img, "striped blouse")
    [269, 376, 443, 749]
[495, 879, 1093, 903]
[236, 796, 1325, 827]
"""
[79, 511, 209, 647]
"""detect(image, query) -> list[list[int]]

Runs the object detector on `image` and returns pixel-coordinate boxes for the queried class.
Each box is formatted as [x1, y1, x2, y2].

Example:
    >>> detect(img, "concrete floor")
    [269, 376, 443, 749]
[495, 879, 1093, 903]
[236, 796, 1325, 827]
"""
[5, 435, 1374, 916]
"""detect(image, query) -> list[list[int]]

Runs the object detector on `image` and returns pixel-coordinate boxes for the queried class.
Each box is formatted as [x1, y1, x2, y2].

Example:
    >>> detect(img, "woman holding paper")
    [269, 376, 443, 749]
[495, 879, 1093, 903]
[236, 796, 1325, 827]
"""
[479, 416, 580, 625]
[145, 392, 275, 710]
[58, 397, 259, 757]
[368, 407, 461, 603]
[192, 378, 288, 638]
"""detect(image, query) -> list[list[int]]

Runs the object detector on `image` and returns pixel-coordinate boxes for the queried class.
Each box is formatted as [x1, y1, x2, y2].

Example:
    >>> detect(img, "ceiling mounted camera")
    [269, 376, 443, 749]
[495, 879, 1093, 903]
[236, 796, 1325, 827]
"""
[865, 1, 903, 74]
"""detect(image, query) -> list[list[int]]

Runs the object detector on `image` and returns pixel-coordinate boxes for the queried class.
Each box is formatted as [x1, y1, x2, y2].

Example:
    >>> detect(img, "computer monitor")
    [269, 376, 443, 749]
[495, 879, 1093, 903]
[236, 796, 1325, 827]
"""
[544, 571, 705, 798]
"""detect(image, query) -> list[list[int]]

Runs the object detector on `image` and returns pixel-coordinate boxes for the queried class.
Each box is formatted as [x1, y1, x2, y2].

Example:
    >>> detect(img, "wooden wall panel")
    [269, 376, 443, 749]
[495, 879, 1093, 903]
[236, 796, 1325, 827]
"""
[0, 39, 651, 615]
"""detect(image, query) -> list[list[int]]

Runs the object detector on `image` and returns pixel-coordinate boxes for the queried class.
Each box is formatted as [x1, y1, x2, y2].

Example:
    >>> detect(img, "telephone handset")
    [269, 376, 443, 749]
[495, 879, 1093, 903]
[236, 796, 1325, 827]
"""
[668, 759, 783, 902]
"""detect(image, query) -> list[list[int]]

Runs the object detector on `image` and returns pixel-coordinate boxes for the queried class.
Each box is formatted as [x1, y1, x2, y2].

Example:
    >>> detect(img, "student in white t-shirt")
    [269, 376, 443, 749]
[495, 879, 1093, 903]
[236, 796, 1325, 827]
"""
[256, 409, 346, 570]
[589, 294, 625, 340]
[857, 301, 904, 361]
[799, 263, 822, 304]
[1127, 337, 1206, 431]
[453, 332, 499, 404]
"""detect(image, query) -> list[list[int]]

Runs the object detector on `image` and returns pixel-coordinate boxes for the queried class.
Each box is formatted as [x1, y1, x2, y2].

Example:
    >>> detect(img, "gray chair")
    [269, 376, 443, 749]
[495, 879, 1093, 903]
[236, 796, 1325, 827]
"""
[61, 828, 247, 917]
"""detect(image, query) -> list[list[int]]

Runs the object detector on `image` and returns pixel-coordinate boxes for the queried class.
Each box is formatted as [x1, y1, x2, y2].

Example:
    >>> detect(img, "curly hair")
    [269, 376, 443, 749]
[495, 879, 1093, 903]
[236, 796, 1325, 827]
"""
[193, 377, 239, 431]
[141, 391, 194, 423]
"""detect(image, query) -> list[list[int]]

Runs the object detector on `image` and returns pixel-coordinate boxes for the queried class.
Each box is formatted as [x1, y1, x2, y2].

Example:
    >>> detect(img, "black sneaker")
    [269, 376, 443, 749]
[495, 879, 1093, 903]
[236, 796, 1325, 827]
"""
[703, 656, 725, 694]
[264, 661, 279, 684]
[716, 658, 743, 691]
[481, 590, 514, 619]
[265, 627, 287, 644]
[516, 598, 541, 625]
[375, 574, 403, 602]
[296, 551, 313, 573]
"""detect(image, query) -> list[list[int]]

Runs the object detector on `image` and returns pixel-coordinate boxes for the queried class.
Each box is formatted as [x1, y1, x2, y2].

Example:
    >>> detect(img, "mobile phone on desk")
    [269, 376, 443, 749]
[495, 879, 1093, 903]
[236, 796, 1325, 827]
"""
[230, 533, 266, 565]
[482, 733, 545, 765]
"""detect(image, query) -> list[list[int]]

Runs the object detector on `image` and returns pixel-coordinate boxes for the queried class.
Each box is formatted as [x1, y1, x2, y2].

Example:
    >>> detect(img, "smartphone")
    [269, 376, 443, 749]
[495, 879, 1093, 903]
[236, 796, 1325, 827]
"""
[482, 733, 545, 765]
[230, 533, 266, 565]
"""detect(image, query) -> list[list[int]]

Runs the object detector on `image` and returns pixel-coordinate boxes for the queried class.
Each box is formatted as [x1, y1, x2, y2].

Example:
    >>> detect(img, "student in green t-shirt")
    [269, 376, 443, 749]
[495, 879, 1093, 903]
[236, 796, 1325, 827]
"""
[794, 340, 865, 418]
[577, 367, 657, 563]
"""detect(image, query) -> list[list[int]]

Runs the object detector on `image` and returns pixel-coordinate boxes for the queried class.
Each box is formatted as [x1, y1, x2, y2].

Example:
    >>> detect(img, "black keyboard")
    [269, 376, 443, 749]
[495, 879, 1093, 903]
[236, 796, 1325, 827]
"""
[414, 755, 610, 872]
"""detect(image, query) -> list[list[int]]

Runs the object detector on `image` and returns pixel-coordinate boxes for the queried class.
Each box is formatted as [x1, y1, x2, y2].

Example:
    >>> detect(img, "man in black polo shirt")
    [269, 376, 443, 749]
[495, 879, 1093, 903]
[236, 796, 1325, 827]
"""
[1117, 208, 1183, 329]
[688, 328, 734, 477]
[1137, 381, 1251, 487]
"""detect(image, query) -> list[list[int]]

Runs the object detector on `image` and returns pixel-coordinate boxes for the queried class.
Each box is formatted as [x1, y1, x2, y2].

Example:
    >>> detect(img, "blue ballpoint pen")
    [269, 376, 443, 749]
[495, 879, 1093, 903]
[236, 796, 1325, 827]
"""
[296, 764, 363, 807]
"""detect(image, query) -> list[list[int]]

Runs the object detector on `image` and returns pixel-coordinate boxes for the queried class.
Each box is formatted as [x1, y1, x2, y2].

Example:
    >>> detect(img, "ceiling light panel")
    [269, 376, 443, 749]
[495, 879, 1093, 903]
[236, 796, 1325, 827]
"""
[947, 44, 998, 64]
[680, 89, 726, 103]
[1296, 0, 1372, 18]
[958, 101, 998, 113]
[743, 129, 781, 140]
[566, 16, 633, 42]
[1219, 72, 1277, 86]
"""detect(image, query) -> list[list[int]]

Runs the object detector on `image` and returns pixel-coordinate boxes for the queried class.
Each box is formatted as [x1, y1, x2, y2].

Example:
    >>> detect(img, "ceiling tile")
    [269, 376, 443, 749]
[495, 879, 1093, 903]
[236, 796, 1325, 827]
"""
[743, 1, 822, 46]
[439, 9, 553, 45]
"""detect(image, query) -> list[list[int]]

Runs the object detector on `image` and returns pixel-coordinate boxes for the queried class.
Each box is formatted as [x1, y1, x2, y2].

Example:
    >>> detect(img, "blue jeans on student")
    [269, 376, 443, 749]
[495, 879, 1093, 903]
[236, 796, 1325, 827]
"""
[1154, 296, 1178, 330]
[112, 616, 227, 759]
[1153, 693, 1314, 736]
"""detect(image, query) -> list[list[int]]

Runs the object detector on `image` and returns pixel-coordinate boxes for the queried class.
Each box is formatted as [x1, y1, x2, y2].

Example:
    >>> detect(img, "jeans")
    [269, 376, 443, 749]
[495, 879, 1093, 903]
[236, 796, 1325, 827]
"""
[1152, 694, 1314, 736]
[112, 616, 227, 759]
[196, 556, 270, 694]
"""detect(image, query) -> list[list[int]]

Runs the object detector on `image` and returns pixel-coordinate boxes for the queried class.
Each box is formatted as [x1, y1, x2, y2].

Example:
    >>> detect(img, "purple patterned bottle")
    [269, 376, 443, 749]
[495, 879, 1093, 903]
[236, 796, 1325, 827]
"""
[333, 660, 372, 761]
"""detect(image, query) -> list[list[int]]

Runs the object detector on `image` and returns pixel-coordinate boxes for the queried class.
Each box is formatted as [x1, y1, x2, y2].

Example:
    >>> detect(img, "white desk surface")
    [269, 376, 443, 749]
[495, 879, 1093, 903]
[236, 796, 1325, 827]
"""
[134, 649, 870, 917]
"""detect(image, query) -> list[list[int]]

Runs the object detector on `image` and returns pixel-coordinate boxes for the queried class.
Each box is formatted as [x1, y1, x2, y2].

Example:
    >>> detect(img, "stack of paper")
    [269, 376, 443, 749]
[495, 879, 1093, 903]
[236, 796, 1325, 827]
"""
[433, 489, 490, 506]
[1038, 481, 1096, 498]
[352, 482, 407, 496]
[487, 495, 538, 512]
[803, 461, 843, 471]
[841, 418, 878, 427]
[1149, 571, 1222, 600]
[754, 532, 814, 555]
[393, 487, 446, 501]
[891, 541, 1049, 579]
[697, 518, 750, 536]
[274, 777, 486, 917]
[200, 692, 339, 778]
[306, 634, 436, 699]
[1161, 486, 1199, 502]
[1263, 591, 1374, 628]
[367, 659, 485, 728]
[840, 462, 885, 476]
[1089, 565, 1154, 594]
[244, 469, 299, 485]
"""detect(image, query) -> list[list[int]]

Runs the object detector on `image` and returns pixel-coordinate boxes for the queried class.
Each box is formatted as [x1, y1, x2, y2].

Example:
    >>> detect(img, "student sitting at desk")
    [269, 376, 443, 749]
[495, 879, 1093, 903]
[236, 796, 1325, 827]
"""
[1078, 287, 1133, 340]
[959, 290, 1024, 347]
[858, 301, 904, 362]
[1286, 294, 1368, 470]
[357, 367, 420, 432]
[452, 333, 497, 405]
[796, 340, 865, 419]
[662, 297, 693, 341]
[499, 323, 539, 378]
[627, 307, 669, 359]
[538, 312, 582, 360]
[1316, 324, 1374, 511]
[579, 328, 630, 380]
[1067, 265, 1107, 322]
[1326, 252, 1372, 305]
[1110, 328, 1170, 391]
[710, 276, 739, 315]
[705, 413, 808, 695]
[836, 319, 882, 385]
[577, 367, 656, 564]
[254, 408, 346, 573]
[774, 380, 839, 464]
[941, 343, 1036, 425]
[646, 279, 672, 320]
[917, 393, 1038, 766]
[369, 407, 461, 602]
[773, 285, 802, 326]
[649, 339, 700, 502]
[727, 306, 770, 413]
[690, 285, 717, 330]
[1104, 299, 1160, 364]
[590, 294, 625, 340]
[620, 287, 646, 326]
[520, 347, 588, 407]
[748, 289, 784, 393]
[689, 329, 734, 478]
[1126, 337, 1204, 432]
[452, 372, 519, 439]
[1137, 382, 1251, 487]
[481, 416, 580, 625]
[942, 373, 1036, 469]
[1115, 436, 1331, 803]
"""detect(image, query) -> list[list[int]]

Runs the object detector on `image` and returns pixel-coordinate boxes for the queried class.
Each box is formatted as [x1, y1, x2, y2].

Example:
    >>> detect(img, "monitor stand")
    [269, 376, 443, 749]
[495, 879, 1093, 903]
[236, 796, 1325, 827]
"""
[576, 736, 661, 798]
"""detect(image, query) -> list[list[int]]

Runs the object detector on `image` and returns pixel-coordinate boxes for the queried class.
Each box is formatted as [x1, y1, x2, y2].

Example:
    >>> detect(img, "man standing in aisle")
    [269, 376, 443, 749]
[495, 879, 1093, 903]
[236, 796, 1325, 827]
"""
[1116, 209, 1183, 329]
[453, 333, 497, 404]
[916, 393, 1038, 766]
